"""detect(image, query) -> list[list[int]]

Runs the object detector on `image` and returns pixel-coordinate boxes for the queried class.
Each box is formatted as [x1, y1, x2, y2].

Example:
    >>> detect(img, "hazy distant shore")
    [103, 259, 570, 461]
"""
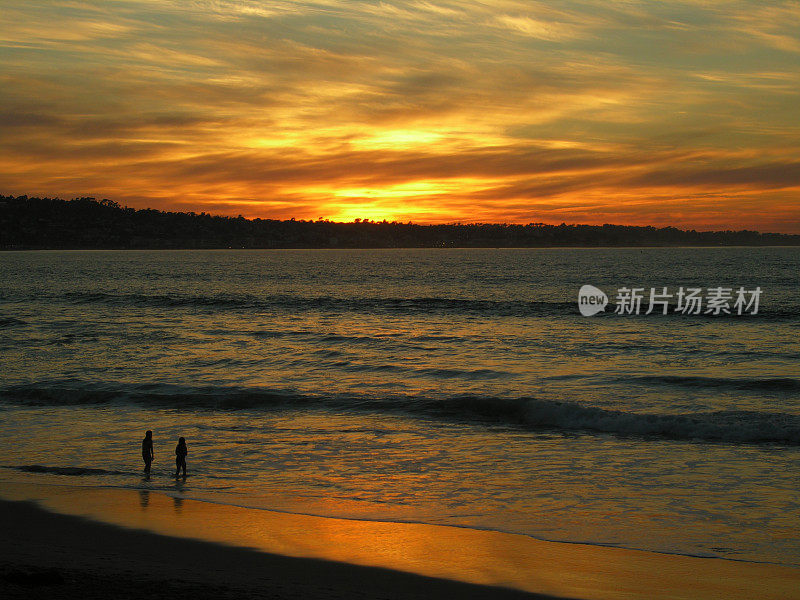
[3, 195, 799, 249]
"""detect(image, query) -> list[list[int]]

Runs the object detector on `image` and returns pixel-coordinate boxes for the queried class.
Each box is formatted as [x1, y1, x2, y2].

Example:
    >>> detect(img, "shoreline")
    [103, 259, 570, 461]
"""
[2, 481, 798, 600]
[6, 468, 795, 569]
[0, 496, 544, 600]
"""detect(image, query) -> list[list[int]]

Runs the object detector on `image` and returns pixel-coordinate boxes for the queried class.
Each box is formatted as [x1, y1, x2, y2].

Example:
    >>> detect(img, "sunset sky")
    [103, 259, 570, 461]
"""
[1, 1, 799, 231]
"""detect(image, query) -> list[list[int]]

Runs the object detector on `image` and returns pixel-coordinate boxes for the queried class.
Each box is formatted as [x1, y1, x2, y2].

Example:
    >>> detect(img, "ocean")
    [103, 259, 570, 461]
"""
[0, 247, 798, 566]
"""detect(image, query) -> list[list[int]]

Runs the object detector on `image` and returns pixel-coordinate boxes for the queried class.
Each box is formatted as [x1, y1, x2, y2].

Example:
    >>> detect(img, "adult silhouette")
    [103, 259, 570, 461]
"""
[142, 430, 154, 473]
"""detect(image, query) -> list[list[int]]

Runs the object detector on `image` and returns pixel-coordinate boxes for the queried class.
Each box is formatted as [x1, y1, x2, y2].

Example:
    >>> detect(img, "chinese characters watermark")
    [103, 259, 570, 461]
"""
[578, 285, 761, 316]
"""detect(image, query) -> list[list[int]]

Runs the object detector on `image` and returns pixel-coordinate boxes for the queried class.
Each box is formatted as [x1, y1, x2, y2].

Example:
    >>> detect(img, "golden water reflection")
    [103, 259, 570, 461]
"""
[4, 483, 795, 600]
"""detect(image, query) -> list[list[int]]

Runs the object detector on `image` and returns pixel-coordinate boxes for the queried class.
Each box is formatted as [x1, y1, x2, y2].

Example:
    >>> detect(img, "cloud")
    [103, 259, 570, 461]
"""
[0, 0, 798, 232]
[492, 14, 585, 41]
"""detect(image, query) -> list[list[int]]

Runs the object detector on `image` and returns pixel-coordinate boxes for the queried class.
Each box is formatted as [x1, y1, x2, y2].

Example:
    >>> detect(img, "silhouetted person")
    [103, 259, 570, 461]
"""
[142, 430, 154, 473]
[175, 437, 187, 477]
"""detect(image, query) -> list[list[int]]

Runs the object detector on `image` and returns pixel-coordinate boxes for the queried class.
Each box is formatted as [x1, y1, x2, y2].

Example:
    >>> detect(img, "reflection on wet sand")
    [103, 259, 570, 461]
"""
[7, 482, 796, 600]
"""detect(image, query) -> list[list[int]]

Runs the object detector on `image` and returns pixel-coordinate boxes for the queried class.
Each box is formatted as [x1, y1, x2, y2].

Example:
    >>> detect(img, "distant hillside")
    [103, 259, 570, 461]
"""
[2, 195, 799, 249]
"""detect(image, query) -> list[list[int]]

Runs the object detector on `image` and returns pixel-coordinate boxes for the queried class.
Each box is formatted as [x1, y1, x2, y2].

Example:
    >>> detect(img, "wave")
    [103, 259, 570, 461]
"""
[8, 465, 131, 477]
[0, 382, 312, 410]
[518, 400, 800, 445]
[4, 290, 791, 321]
[0, 316, 27, 328]
[52, 291, 576, 317]
[623, 375, 800, 393]
[2, 381, 798, 445]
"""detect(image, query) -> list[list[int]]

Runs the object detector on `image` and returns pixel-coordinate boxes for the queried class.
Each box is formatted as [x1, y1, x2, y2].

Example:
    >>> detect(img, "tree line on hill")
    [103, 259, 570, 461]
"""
[2, 195, 798, 249]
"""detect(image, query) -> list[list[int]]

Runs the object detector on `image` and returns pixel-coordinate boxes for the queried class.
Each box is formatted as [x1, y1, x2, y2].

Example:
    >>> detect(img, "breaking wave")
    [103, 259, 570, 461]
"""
[1, 381, 798, 445]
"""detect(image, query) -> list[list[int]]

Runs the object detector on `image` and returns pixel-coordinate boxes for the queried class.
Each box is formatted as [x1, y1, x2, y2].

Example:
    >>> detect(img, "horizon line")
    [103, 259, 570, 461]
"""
[4, 194, 799, 237]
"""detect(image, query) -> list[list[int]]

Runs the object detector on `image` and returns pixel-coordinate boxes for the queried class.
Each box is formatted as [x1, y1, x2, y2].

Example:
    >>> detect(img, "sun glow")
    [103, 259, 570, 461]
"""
[332, 181, 450, 199]
[325, 207, 401, 223]
[2, 0, 799, 231]
[351, 129, 443, 150]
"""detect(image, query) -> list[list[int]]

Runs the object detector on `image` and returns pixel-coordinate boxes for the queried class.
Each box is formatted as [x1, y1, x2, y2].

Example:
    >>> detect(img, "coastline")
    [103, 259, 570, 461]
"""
[0, 496, 542, 600]
[1, 482, 798, 600]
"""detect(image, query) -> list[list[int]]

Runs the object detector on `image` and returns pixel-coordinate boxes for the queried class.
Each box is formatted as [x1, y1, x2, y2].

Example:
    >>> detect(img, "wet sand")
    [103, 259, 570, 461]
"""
[0, 497, 552, 600]
[1, 483, 798, 600]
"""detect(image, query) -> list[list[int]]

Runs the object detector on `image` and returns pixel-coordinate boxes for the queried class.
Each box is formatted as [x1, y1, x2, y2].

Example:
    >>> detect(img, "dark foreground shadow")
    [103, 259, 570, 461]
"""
[0, 499, 569, 600]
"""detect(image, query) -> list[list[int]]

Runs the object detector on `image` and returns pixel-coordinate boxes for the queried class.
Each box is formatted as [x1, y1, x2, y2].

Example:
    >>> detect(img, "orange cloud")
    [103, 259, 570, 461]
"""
[0, 0, 798, 232]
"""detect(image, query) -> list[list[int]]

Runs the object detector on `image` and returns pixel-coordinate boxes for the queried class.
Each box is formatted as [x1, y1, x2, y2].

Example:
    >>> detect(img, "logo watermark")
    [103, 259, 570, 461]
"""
[578, 284, 609, 316]
[578, 285, 762, 316]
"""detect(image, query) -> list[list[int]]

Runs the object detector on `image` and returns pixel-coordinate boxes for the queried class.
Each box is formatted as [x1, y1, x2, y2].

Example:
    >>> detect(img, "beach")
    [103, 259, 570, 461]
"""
[2, 483, 799, 600]
[0, 498, 540, 600]
[1, 248, 799, 599]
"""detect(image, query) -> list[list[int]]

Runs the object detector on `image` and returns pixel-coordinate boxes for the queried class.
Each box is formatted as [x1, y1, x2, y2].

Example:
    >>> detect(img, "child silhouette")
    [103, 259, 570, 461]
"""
[175, 437, 188, 478]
